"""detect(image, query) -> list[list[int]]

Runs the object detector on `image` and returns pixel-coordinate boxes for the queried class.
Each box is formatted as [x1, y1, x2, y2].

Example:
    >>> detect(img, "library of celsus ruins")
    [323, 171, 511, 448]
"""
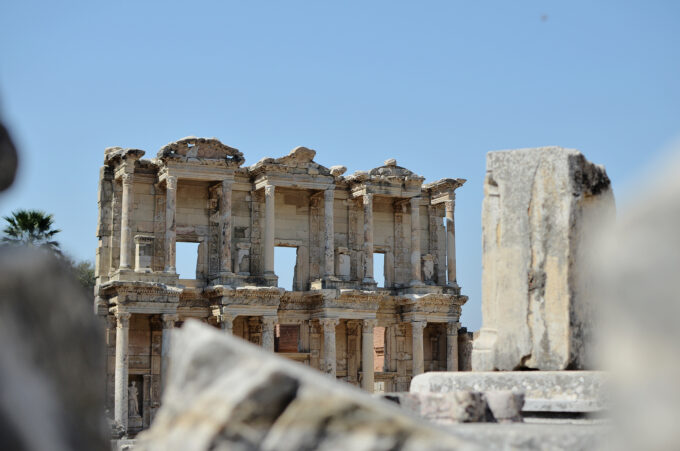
[94, 137, 467, 433]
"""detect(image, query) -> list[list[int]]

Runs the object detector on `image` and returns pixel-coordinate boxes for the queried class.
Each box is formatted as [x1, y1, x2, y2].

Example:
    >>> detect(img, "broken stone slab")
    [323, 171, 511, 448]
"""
[410, 371, 608, 414]
[380, 392, 490, 424]
[135, 321, 480, 451]
[473, 146, 615, 371]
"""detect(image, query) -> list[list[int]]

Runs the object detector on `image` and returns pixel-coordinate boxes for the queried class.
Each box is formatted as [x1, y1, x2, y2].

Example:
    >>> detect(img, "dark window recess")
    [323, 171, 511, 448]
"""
[275, 324, 299, 352]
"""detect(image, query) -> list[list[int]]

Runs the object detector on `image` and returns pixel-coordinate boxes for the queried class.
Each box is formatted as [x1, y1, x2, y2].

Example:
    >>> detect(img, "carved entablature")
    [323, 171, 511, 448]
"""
[346, 159, 424, 199]
[400, 293, 467, 318]
[425, 178, 466, 205]
[279, 292, 321, 311]
[249, 146, 335, 190]
[157, 136, 245, 168]
[205, 285, 285, 307]
[99, 281, 182, 305]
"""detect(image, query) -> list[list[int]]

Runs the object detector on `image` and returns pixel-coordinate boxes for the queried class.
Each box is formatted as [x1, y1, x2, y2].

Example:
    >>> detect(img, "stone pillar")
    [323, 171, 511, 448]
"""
[445, 198, 456, 286]
[320, 318, 340, 377]
[410, 196, 422, 284]
[411, 321, 426, 376]
[160, 314, 178, 393]
[323, 188, 335, 278]
[362, 193, 374, 283]
[164, 176, 177, 273]
[119, 172, 134, 269]
[446, 322, 460, 371]
[220, 180, 233, 274]
[219, 312, 235, 333]
[264, 184, 275, 275]
[114, 312, 131, 429]
[361, 319, 377, 392]
[261, 316, 277, 352]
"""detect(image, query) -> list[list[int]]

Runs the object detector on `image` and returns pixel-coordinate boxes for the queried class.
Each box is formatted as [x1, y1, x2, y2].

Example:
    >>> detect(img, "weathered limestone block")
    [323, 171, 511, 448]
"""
[410, 371, 608, 414]
[382, 392, 489, 424]
[484, 391, 524, 423]
[135, 321, 478, 451]
[473, 147, 614, 371]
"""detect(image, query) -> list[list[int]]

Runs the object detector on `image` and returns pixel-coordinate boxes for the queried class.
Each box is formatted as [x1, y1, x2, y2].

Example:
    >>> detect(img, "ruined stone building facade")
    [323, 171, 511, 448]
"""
[94, 137, 467, 433]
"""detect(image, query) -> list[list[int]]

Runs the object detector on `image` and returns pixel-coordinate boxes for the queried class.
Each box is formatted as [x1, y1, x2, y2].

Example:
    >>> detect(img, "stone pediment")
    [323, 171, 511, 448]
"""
[347, 159, 425, 185]
[157, 137, 245, 167]
[249, 146, 333, 177]
[104, 147, 145, 166]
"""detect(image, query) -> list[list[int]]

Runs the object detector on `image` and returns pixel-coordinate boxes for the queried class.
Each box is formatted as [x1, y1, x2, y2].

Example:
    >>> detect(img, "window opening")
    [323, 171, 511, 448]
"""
[373, 252, 386, 287]
[274, 246, 297, 290]
[176, 242, 199, 279]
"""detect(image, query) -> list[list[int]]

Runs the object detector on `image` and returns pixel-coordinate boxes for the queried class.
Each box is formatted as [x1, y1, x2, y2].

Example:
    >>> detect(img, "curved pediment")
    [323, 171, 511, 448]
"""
[249, 146, 333, 177]
[157, 137, 245, 167]
[347, 159, 425, 184]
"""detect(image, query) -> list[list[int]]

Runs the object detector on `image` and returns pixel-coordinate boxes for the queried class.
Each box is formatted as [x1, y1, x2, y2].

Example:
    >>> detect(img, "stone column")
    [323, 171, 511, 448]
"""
[361, 319, 378, 392]
[320, 318, 340, 377]
[445, 198, 456, 285]
[219, 312, 235, 333]
[261, 316, 277, 352]
[411, 321, 426, 376]
[220, 180, 233, 274]
[164, 176, 177, 273]
[323, 188, 335, 278]
[119, 172, 134, 269]
[446, 322, 460, 371]
[264, 184, 275, 275]
[114, 312, 131, 429]
[362, 193, 374, 283]
[410, 196, 422, 284]
[160, 314, 178, 393]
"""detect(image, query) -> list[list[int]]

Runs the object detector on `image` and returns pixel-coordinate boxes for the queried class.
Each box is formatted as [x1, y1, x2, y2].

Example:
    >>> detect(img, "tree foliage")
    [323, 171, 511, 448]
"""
[1, 209, 61, 253]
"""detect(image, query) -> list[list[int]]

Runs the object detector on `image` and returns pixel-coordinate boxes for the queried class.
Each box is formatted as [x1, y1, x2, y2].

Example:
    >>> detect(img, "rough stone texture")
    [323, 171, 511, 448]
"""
[484, 391, 524, 423]
[410, 371, 608, 413]
[0, 248, 108, 451]
[135, 321, 478, 451]
[593, 152, 680, 451]
[473, 147, 614, 371]
[382, 392, 489, 424]
[445, 423, 611, 451]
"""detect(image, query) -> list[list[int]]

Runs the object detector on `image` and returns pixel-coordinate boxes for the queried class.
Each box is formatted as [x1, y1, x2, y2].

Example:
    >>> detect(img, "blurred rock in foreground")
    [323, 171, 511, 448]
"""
[135, 321, 478, 451]
[595, 152, 680, 451]
[0, 248, 108, 451]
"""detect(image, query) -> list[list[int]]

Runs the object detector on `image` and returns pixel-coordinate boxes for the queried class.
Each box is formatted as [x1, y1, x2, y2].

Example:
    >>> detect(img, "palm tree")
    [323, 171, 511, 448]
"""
[1, 209, 61, 253]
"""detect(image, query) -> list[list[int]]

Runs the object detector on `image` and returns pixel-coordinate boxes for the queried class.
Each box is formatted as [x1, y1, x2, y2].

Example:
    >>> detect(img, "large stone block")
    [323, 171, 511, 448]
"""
[411, 371, 608, 414]
[472, 147, 614, 370]
[135, 321, 478, 451]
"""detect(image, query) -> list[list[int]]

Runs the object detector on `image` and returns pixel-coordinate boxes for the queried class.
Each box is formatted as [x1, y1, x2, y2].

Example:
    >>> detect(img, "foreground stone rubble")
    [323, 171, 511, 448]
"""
[134, 321, 478, 451]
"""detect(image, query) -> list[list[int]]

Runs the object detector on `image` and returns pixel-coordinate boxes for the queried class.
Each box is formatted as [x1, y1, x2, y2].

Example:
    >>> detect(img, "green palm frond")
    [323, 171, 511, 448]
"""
[1, 209, 61, 253]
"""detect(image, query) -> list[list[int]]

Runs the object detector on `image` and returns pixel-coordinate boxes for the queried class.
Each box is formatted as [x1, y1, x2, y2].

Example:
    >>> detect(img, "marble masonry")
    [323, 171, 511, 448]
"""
[472, 147, 615, 371]
[94, 137, 468, 434]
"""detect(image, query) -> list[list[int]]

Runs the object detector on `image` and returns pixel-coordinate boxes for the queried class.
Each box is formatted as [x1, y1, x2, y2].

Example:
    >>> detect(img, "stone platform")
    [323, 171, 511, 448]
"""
[410, 371, 608, 415]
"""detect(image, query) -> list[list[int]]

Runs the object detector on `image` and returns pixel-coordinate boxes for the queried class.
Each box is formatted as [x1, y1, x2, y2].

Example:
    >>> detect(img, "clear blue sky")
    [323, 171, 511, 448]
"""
[1, 1, 678, 331]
